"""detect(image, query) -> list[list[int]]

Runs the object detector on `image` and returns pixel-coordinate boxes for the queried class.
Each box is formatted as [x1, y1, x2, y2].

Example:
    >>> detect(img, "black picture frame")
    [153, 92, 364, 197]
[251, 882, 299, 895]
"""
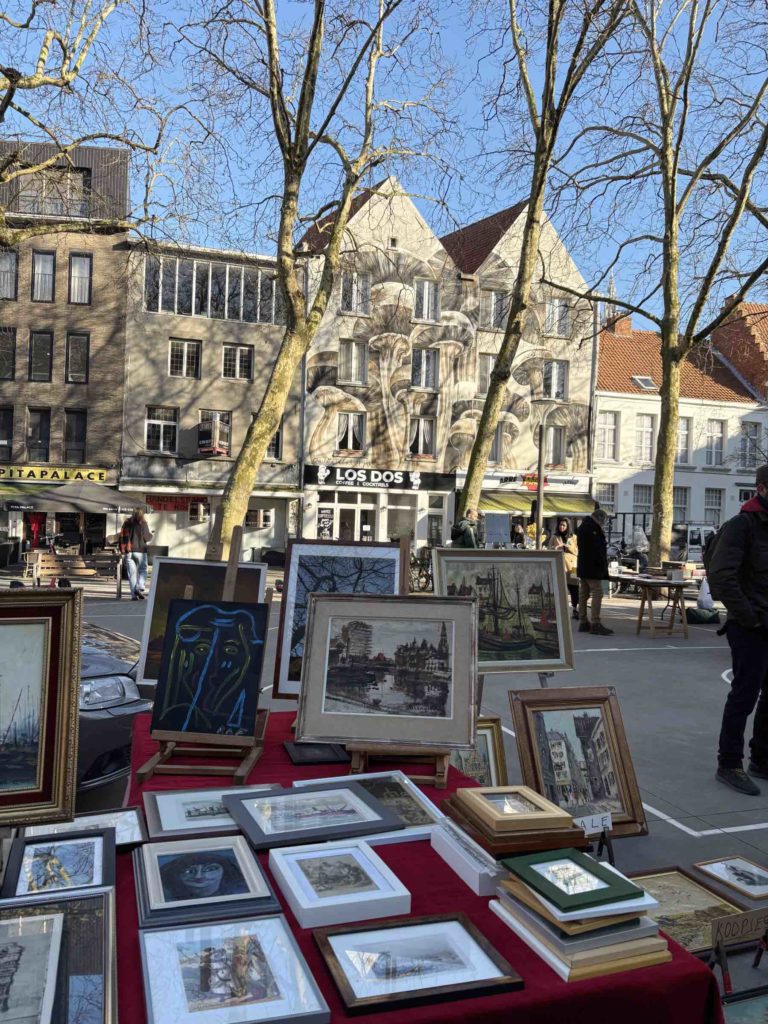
[1, 827, 117, 899]
[223, 781, 404, 850]
[21, 805, 148, 849]
[284, 741, 351, 765]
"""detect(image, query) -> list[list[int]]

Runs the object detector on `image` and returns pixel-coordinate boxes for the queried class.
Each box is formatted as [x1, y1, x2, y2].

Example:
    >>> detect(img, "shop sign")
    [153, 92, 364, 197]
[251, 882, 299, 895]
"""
[145, 495, 208, 512]
[458, 469, 591, 493]
[304, 464, 455, 491]
[317, 506, 334, 540]
[0, 464, 108, 483]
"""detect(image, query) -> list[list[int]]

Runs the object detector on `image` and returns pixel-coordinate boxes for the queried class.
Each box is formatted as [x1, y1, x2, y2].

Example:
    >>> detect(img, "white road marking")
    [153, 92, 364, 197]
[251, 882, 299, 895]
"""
[722, 669, 733, 685]
[578, 644, 725, 653]
[642, 803, 704, 836]
[501, 725, 516, 738]
[644, 801, 768, 837]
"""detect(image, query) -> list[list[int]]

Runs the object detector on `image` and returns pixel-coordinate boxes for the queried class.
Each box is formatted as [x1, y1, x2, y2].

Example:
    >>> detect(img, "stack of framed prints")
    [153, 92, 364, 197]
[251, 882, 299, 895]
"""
[509, 685, 648, 838]
[269, 839, 411, 927]
[314, 913, 523, 1013]
[143, 785, 280, 839]
[430, 818, 510, 896]
[1, 828, 116, 899]
[292, 771, 444, 843]
[140, 914, 330, 1024]
[443, 785, 590, 856]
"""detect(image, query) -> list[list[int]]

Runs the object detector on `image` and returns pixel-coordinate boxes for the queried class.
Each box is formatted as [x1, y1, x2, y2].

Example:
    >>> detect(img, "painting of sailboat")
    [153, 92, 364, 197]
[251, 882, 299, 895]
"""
[432, 549, 574, 672]
[0, 621, 46, 792]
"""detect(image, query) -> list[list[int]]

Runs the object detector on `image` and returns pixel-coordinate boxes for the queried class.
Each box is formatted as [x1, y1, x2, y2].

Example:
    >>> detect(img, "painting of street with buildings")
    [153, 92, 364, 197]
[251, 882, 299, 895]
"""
[322, 617, 453, 719]
[532, 707, 624, 817]
[433, 551, 572, 672]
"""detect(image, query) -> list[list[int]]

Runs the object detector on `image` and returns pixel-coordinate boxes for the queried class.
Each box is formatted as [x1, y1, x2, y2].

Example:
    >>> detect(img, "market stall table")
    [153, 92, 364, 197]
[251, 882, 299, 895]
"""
[612, 574, 690, 639]
[118, 711, 722, 1024]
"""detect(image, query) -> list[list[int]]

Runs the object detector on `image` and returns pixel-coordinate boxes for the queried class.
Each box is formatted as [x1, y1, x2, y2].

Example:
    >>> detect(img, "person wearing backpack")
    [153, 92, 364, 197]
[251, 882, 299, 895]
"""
[451, 508, 479, 548]
[709, 465, 768, 796]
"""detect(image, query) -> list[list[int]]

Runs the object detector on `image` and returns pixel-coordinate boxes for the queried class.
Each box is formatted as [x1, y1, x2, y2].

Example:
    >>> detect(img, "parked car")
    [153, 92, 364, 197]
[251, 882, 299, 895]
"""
[77, 622, 152, 790]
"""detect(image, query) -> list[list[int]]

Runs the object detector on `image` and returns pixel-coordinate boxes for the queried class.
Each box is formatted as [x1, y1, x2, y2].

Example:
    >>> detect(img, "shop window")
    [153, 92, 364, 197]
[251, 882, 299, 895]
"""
[27, 408, 50, 462]
[337, 412, 365, 452]
[245, 509, 273, 529]
[29, 331, 53, 382]
[64, 410, 87, 464]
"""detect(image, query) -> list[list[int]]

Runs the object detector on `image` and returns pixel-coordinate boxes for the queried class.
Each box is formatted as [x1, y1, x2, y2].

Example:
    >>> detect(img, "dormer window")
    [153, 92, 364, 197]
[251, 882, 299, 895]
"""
[631, 375, 657, 391]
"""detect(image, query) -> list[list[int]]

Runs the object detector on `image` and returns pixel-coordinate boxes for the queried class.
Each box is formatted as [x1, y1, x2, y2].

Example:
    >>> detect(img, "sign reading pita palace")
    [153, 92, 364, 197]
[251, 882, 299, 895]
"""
[0, 465, 109, 483]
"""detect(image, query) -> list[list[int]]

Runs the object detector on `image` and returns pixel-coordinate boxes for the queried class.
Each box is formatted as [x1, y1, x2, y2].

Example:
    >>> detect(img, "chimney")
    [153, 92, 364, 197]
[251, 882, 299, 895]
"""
[606, 313, 632, 334]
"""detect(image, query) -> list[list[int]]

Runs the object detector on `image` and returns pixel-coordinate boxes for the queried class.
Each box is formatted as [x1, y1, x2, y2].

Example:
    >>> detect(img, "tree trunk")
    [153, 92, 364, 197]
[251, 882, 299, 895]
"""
[649, 352, 681, 564]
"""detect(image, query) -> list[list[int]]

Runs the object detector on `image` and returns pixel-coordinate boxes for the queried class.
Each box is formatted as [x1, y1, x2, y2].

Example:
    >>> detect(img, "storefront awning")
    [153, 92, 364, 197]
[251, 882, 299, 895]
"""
[479, 491, 596, 516]
[0, 481, 145, 514]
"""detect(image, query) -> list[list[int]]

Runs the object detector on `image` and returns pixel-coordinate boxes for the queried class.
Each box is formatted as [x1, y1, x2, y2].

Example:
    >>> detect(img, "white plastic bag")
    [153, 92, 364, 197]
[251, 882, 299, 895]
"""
[698, 577, 714, 610]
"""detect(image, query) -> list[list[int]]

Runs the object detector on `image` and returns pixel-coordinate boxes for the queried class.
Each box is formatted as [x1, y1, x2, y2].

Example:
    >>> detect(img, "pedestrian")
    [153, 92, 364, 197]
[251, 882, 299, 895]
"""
[451, 508, 479, 548]
[709, 465, 768, 796]
[511, 521, 527, 548]
[549, 518, 580, 618]
[119, 507, 153, 601]
[576, 508, 614, 636]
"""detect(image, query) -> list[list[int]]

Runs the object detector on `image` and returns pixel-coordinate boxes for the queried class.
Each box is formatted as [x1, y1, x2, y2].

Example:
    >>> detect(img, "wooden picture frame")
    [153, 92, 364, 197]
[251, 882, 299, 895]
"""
[142, 784, 280, 840]
[2, 828, 117, 900]
[450, 716, 508, 787]
[313, 912, 523, 1013]
[0, 589, 81, 828]
[502, 848, 643, 913]
[22, 805, 147, 848]
[694, 855, 768, 901]
[455, 785, 573, 834]
[509, 685, 647, 838]
[273, 539, 408, 700]
[432, 548, 574, 673]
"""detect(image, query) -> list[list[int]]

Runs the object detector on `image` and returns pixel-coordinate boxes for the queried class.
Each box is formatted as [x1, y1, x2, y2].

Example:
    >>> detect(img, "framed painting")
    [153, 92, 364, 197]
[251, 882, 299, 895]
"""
[274, 540, 407, 700]
[0, 590, 81, 827]
[628, 868, 745, 955]
[455, 785, 573, 834]
[509, 685, 647, 838]
[150, 598, 269, 744]
[432, 548, 574, 672]
[23, 806, 147, 848]
[0, 913, 62, 1024]
[140, 914, 330, 1024]
[502, 848, 643, 913]
[694, 856, 768, 901]
[143, 784, 280, 840]
[0, 887, 117, 1024]
[450, 716, 508, 787]
[295, 594, 477, 750]
[137, 557, 267, 687]
[2, 828, 116, 900]
[313, 913, 523, 1013]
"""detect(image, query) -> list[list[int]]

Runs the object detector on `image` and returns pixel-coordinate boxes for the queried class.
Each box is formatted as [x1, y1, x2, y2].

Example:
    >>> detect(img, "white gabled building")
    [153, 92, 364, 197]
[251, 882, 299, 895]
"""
[593, 314, 767, 541]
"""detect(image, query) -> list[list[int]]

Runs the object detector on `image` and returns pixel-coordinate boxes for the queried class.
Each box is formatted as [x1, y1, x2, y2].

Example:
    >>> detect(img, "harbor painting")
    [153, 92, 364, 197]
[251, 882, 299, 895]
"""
[0, 621, 46, 793]
[432, 550, 574, 672]
[322, 617, 454, 719]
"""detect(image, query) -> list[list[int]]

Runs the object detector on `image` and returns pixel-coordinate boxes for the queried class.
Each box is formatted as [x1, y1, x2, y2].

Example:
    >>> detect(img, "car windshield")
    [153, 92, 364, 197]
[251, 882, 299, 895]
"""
[82, 621, 140, 663]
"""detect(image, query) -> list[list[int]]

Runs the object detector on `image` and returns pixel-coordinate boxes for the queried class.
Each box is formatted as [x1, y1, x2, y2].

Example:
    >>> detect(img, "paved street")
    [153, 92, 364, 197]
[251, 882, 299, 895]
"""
[83, 590, 768, 901]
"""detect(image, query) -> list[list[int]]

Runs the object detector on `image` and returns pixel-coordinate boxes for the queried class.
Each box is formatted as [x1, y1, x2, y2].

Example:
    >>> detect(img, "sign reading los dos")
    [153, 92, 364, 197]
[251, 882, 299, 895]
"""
[0, 464, 109, 483]
[304, 464, 455, 491]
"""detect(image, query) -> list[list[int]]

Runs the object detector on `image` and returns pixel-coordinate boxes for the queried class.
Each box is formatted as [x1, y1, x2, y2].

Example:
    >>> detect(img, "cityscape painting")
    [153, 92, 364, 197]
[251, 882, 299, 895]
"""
[274, 541, 403, 699]
[323, 616, 454, 719]
[432, 549, 573, 672]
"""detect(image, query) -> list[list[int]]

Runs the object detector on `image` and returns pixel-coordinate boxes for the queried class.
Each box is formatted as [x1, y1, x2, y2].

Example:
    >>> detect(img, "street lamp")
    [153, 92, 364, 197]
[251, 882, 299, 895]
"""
[531, 399, 565, 550]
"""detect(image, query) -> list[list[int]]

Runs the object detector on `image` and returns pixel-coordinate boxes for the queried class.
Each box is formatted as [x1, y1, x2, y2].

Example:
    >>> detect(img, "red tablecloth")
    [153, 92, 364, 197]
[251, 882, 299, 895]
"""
[120, 713, 723, 1024]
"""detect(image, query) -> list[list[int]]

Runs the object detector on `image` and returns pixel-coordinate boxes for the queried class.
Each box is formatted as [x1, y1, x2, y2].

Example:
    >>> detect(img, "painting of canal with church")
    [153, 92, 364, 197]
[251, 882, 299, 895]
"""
[437, 552, 571, 671]
[323, 617, 454, 718]
[0, 621, 45, 792]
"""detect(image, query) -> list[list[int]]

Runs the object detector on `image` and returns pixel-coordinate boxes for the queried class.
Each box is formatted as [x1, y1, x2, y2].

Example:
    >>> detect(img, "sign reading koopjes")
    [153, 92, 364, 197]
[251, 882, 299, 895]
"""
[0, 464, 108, 483]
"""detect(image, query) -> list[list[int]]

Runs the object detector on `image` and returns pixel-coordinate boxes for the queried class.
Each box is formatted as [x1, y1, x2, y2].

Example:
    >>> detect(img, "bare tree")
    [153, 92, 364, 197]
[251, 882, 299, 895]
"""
[544, 0, 768, 562]
[457, 0, 628, 519]
[178, 0, 453, 558]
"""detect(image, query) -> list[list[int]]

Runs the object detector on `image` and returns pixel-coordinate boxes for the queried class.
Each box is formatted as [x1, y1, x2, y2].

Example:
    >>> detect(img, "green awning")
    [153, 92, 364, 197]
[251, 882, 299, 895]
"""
[479, 491, 595, 515]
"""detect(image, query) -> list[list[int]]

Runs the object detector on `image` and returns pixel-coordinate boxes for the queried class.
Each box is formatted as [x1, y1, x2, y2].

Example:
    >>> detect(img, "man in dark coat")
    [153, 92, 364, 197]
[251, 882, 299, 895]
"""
[451, 508, 479, 548]
[576, 508, 613, 636]
[709, 465, 768, 796]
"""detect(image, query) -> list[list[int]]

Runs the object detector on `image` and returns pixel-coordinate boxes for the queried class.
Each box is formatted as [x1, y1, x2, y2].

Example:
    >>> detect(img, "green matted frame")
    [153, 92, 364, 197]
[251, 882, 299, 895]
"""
[502, 847, 644, 913]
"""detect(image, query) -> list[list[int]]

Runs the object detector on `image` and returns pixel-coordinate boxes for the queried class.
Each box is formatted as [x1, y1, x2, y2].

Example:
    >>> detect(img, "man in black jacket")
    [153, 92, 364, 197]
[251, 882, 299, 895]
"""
[576, 508, 614, 636]
[709, 465, 768, 795]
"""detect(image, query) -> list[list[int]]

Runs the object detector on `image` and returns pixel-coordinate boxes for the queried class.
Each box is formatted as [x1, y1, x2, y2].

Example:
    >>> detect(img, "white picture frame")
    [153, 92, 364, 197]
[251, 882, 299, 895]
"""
[13, 835, 106, 897]
[292, 770, 444, 844]
[430, 819, 509, 896]
[140, 914, 330, 1024]
[143, 785, 280, 839]
[0, 913, 63, 1024]
[23, 807, 145, 848]
[694, 856, 768, 900]
[268, 839, 410, 928]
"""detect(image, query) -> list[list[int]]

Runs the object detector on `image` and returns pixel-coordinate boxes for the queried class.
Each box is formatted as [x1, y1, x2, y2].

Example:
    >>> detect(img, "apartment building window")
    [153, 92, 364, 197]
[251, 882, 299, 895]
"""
[596, 411, 618, 460]
[160, 258, 176, 313]
[17, 167, 90, 218]
[29, 331, 53, 382]
[144, 255, 160, 310]
[27, 408, 50, 462]
[633, 484, 653, 514]
[634, 413, 655, 462]
[340, 270, 371, 315]
[739, 487, 756, 504]
[68, 254, 92, 305]
[189, 500, 210, 524]
[339, 340, 368, 385]
[226, 265, 242, 321]
[210, 264, 227, 319]
[741, 422, 761, 469]
[245, 508, 274, 529]
[673, 486, 690, 522]
[489, 423, 504, 464]
[545, 298, 570, 337]
[337, 412, 365, 452]
[414, 278, 440, 322]
[145, 406, 178, 453]
[200, 410, 231, 456]
[595, 483, 616, 513]
[543, 360, 568, 400]
[482, 290, 509, 330]
[0, 407, 12, 460]
[545, 426, 566, 466]
[266, 421, 283, 461]
[706, 419, 725, 466]
[0, 251, 17, 300]
[676, 417, 691, 464]
[194, 261, 210, 316]
[64, 410, 87, 464]
[65, 333, 89, 384]
[169, 339, 201, 379]
[704, 488, 724, 526]
[409, 416, 435, 457]
[223, 344, 253, 381]
[0, 328, 15, 380]
[177, 259, 194, 315]
[411, 348, 438, 390]
[31, 252, 55, 302]
[478, 353, 494, 395]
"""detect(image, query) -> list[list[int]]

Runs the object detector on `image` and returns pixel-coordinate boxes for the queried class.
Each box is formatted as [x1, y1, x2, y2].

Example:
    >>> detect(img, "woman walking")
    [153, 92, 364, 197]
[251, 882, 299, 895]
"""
[549, 518, 580, 618]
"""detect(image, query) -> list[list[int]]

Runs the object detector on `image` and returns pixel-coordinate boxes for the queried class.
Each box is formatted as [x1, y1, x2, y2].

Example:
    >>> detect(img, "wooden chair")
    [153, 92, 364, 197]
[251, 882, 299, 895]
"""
[21, 550, 39, 578]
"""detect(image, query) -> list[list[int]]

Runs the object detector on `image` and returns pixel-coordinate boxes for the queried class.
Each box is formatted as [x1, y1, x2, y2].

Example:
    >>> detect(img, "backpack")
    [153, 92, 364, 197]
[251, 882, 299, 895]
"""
[703, 513, 756, 601]
[450, 522, 465, 543]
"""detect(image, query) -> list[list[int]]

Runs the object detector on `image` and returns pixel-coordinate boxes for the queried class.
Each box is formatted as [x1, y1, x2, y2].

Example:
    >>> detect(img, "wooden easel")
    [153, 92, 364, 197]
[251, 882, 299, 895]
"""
[346, 742, 451, 789]
[137, 525, 272, 785]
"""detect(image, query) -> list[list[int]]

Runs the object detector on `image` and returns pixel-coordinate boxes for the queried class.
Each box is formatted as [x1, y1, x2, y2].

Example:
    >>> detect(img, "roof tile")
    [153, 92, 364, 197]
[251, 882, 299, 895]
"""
[439, 201, 527, 274]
